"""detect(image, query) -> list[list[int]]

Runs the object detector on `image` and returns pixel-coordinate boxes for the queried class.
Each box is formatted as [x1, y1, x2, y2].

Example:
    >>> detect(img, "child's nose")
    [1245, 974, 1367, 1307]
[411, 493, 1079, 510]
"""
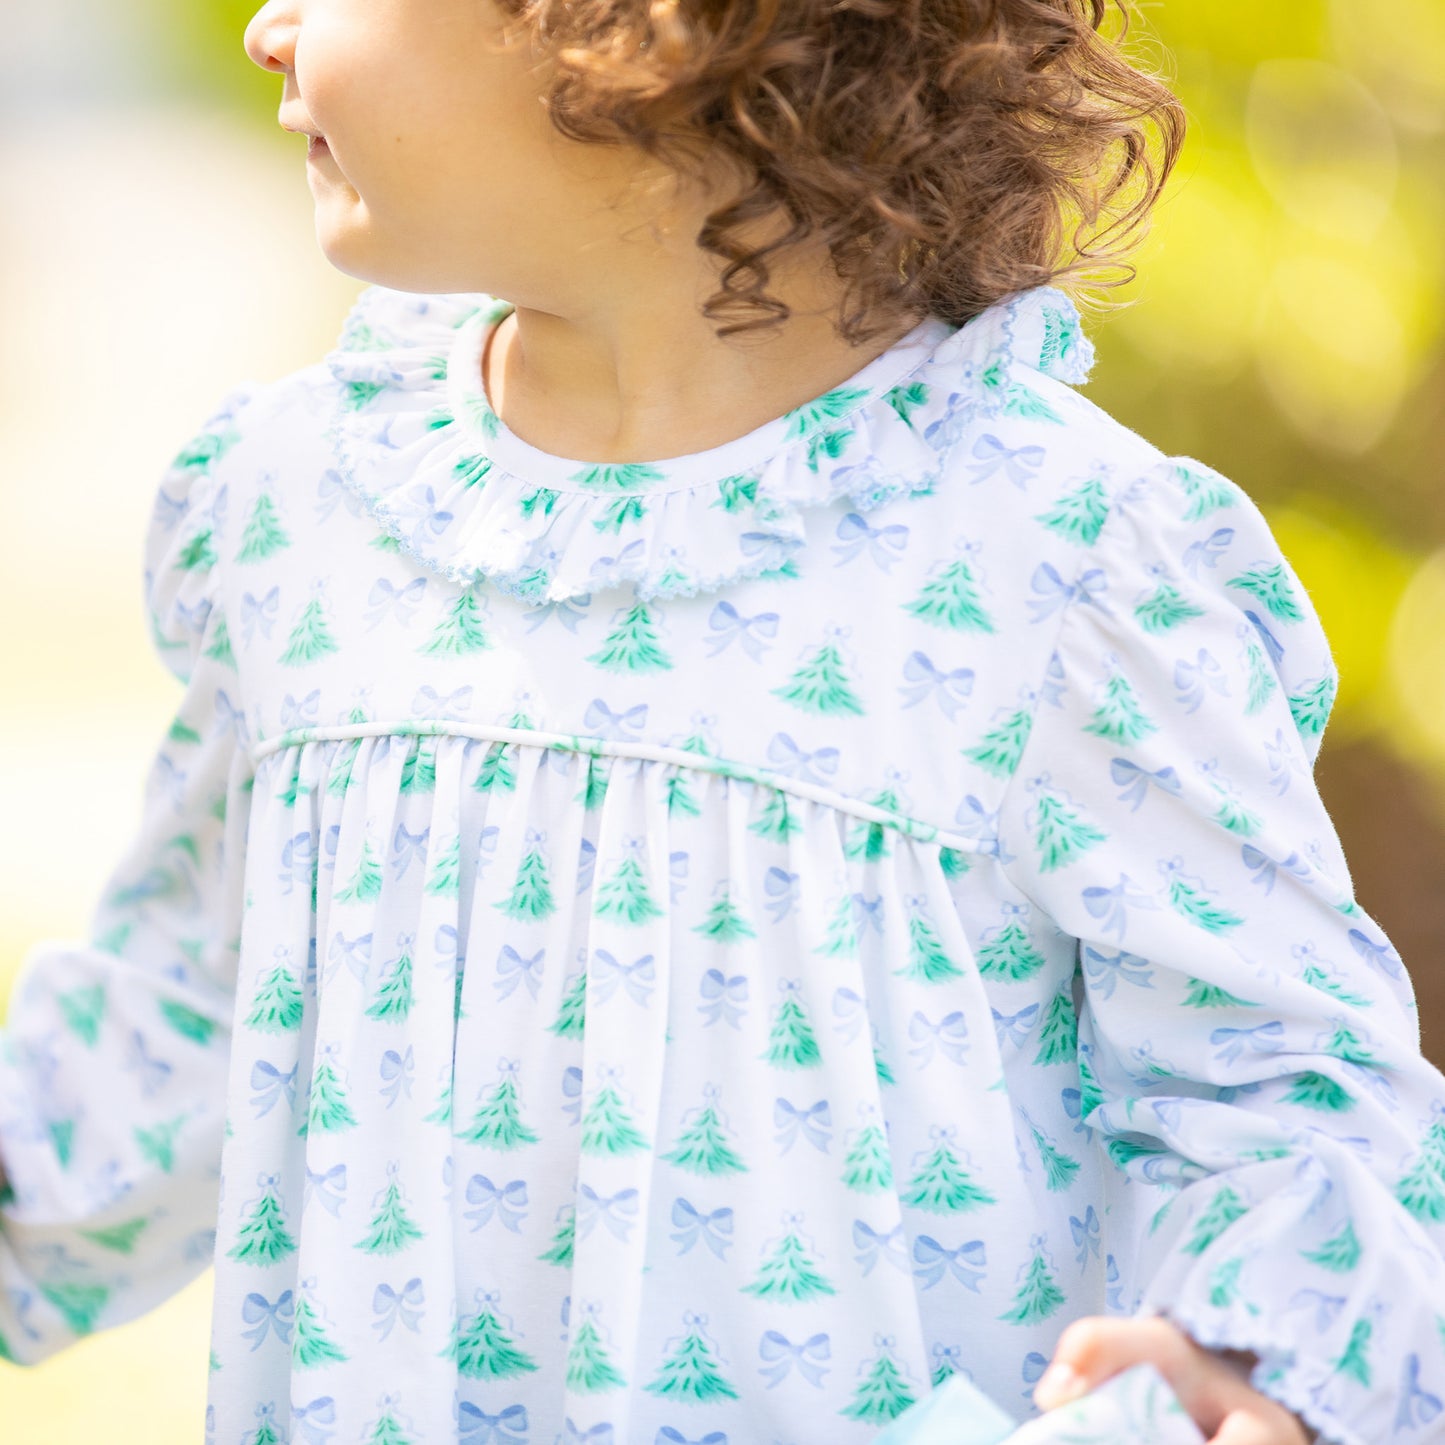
[243, 1, 297, 74]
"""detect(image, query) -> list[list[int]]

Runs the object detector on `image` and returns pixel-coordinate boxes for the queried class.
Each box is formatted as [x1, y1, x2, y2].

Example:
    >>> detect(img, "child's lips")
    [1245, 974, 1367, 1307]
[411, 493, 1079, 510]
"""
[307, 135, 331, 160]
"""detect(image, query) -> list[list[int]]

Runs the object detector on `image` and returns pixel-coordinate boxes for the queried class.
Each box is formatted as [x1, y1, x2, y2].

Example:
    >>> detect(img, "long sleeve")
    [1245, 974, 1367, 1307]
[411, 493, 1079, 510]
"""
[0, 385, 260, 1365]
[993, 455, 1445, 1445]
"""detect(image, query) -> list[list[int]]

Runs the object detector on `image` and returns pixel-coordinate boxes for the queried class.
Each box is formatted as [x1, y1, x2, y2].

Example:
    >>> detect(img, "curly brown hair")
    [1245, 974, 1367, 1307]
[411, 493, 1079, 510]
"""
[494, 0, 1185, 345]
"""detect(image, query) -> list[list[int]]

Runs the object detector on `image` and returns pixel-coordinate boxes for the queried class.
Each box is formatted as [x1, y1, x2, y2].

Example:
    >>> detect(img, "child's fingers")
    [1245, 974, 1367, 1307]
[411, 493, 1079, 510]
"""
[1208, 1409, 1289, 1445]
[1034, 1315, 1201, 1411]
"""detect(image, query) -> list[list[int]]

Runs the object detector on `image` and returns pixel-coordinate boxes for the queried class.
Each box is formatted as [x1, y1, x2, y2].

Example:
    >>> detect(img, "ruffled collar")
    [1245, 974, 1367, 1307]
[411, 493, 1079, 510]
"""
[323, 282, 1096, 603]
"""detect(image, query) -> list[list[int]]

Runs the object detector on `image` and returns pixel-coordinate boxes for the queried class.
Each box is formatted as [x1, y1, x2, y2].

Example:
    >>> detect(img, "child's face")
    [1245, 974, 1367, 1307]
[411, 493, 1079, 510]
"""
[243, 0, 692, 298]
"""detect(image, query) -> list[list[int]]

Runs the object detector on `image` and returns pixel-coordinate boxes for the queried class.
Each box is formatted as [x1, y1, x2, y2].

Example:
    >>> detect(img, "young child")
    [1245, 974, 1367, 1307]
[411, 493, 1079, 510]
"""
[2, 0, 1442, 1442]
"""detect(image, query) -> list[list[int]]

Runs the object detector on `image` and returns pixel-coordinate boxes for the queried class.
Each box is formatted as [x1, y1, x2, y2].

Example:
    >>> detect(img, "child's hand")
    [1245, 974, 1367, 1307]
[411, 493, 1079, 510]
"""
[1033, 1316, 1316, 1444]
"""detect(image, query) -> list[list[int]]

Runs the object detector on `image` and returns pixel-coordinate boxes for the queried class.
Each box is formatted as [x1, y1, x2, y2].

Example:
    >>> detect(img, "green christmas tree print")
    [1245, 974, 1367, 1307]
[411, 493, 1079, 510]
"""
[1284, 1070, 1355, 1113]
[473, 741, 516, 792]
[1173, 461, 1237, 519]
[419, 588, 492, 656]
[1333, 1317, 1372, 1387]
[203, 612, 238, 670]
[813, 891, 860, 959]
[976, 908, 1046, 982]
[903, 559, 995, 633]
[355, 1161, 425, 1254]
[762, 984, 822, 1069]
[1182, 1185, 1248, 1255]
[772, 634, 865, 716]
[741, 1216, 837, 1302]
[293, 1288, 349, 1367]
[301, 1049, 360, 1136]
[1077, 1046, 1106, 1120]
[1082, 671, 1158, 745]
[565, 1306, 628, 1392]
[595, 847, 665, 925]
[580, 1075, 651, 1155]
[570, 461, 667, 490]
[58, 983, 105, 1047]
[1227, 563, 1304, 622]
[80, 1216, 149, 1255]
[962, 708, 1032, 778]
[364, 1404, 415, 1445]
[335, 837, 384, 903]
[461, 1064, 541, 1149]
[1300, 1219, 1361, 1273]
[1030, 1122, 1080, 1191]
[842, 1113, 893, 1193]
[1181, 976, 1256, 1009]
[235, 492, 291, 563]
[1029, 784, 1108, 871]
[158, 998, 218, 1046]
[1208, 1256, 1243, 1308]
[549, 969, 587, 1040]
[1289, 674, 1337, 740]
[587, 601, 674, 672]
[999, 1239, 1066, 1324]
[448, 1291, 539, 1378]
[666, 771, 702, 817]
[538, 1204, 576, 1266]
[279, 592, 341, 666]
[1034, 986, 1078, 1066]
[840, 1340, 918, 1423]
[136, 1114, 186, 1173]
[496, 833, 557, 920]
[644, 1313, 740, 1402]
[364, 939, 415, 1022]
[399, 739, 438, 794]
[1035, 476, 1109, 546]
[895, 899, 965, 983]
[901, 1131, 997, 1213]
[1396, 1114, 1445, 1222]
[1133, 578, 1206, 634]
[1244, 640, 1277, 715]
[227, 1174, 297, 1265]
[750, 790, 800, 841]
[1165, 866, 1245, 933]
[694, 889, 756, 943]
[660, 1085, 749, 1175]
[245, 1405, 285, 1445]
[423, 833, 461, 896]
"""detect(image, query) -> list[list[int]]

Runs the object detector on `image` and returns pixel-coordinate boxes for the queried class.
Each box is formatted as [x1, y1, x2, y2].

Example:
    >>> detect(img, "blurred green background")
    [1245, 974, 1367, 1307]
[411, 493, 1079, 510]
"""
[2, 0, 1443, 1437]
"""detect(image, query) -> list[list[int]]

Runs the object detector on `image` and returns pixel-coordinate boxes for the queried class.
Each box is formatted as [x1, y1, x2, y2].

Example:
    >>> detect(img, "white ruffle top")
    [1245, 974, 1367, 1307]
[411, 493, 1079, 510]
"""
[1, 281, 1442, 1445]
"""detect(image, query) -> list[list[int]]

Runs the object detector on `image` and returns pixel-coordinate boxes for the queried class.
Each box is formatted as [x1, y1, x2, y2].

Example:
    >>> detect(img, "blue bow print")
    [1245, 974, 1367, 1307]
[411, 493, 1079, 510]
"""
[292, 1396, 336, 1445]
[831, 987, 865, 1043]
[561, 1065, 583, 1124]
[563, 1418, 615, 1443]
[1081, 944, 1154, 999]
[464, 1173, 528, 1233]
[1241, 840, 1313, 895]
[852, 1218, 908, 1275]
[773, 1098, 832, 1153]
[738, 530, 798, 567]
[215, 689, 251, 745]
[698, 969, 748, 1028]
[577, 1183, 639, 1242]
[390, 482, 453, 545]
[365, 575, 427, 629]
[1105, 1253, 1124, 1311]
[913, 1235, 986, 1292]
[907, 1009, 969, 1067]
[494, 944, 545, 1002]
[412, 683, 472, 720]
[240, 585, 278, 643]
[591, 949, 656, 1006]
[758, 1329, 831, 1388]
[250, 1059, 297, 1118]
[389, 823, 430, 880]
[1173, 648, 1228, 715]
[326, 928, 373, 987]
[966, 433, 1046, 488]
[1287, 1287, 1346, 1333]
[1209, 1020, 1286, 1064]
[523, 593, 591, 634]
[765, 732, 840, 784]
[1110, 757, 1182, 813]
[670, 1197, 734, 1260]
[278, 688, 322, 729]
[126, 1030, 172, 1098]
[1026, 561, 1109, 623]
[1349, 925, 1404, 981]
[1081, 874, 1161, 941]
[1180, 525, 1232, 578]
[762, 867, 801, 924]
[705, 601, 779, 661]
[459, 1403, 529, 1443]
[583, 697, 648, 739]
[831, 512, 910, 570]
[1070, 1206, 1100, 1267]
[992, 1004, 1039, 1048]
[656, 1430, 728, 1445]
[898, 651, 974, 719]
[240, 1289, 294, 1349]
[379, 1046, 414, 1105]
[590, 539, 647, 581]
[372, 1278, 425, 1340]
[1396, 1353, 1443, 1432]
[304, 1163, 346, 1217]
